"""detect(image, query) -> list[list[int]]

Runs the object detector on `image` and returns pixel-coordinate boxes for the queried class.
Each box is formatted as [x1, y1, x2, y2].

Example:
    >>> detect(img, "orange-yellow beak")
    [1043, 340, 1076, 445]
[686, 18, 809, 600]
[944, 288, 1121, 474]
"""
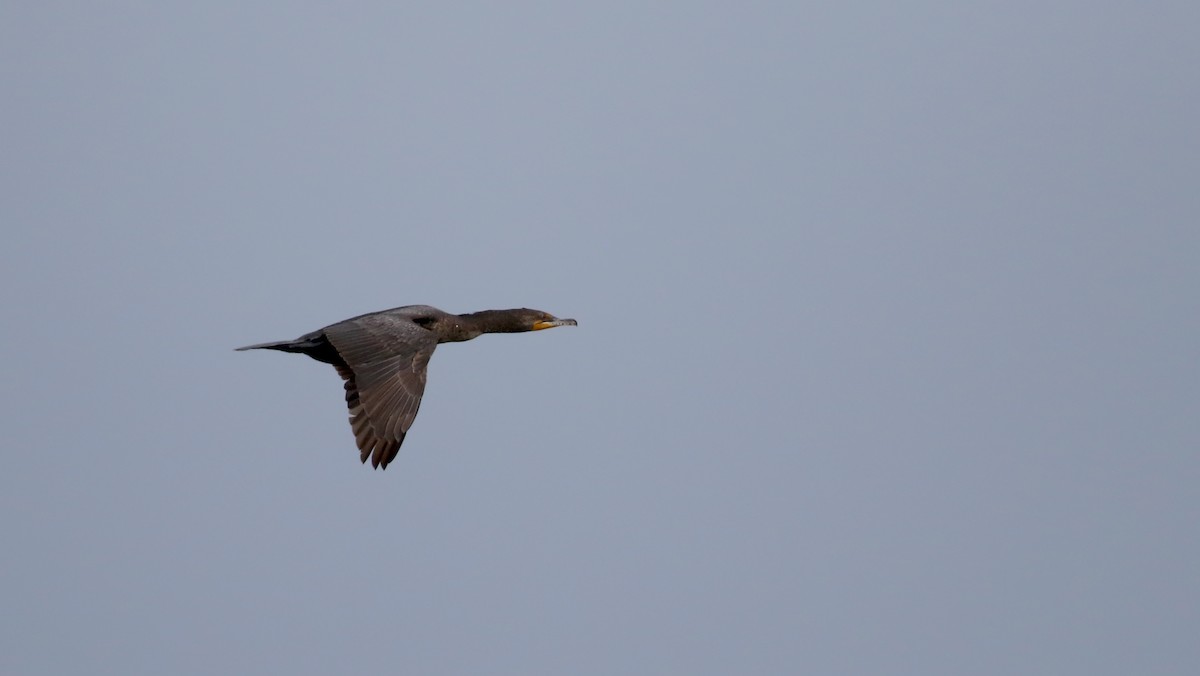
[532, 317, 578, 331]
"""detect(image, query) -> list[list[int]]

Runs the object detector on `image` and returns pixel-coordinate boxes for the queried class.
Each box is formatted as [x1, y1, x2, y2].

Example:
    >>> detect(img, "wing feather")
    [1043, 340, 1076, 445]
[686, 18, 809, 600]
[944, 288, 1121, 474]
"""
[322, 314, 438, 469]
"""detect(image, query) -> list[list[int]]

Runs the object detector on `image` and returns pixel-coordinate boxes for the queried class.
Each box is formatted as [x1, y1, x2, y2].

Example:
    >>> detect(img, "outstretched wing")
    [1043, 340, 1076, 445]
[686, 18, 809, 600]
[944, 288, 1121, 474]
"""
[322, 314, 438, 469]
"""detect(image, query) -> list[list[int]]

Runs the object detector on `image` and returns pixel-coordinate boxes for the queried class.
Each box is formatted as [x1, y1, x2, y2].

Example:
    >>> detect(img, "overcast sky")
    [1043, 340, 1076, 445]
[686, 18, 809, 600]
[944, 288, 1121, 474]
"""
[3, 3, 1198, 674]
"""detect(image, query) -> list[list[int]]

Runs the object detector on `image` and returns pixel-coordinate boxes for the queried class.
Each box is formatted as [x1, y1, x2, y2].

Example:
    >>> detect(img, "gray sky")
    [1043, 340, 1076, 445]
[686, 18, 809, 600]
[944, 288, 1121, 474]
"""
[3, 2, 1198, 674]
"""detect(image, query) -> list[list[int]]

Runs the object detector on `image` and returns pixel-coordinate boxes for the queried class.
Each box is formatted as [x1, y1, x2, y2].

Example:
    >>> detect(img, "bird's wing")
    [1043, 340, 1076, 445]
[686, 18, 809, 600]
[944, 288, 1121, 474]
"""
[322, 315, 438, 469]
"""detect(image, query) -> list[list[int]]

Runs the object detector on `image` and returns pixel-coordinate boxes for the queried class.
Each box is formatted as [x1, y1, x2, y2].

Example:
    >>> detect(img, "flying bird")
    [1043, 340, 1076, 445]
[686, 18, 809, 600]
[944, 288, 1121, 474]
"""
[236, 305, 577, 470]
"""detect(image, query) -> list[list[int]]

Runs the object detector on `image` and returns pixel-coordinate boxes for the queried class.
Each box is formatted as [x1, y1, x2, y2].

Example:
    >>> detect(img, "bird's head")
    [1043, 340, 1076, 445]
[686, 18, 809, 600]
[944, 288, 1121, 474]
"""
[520, 308, 579, 332]
[462, 308, 578, 334]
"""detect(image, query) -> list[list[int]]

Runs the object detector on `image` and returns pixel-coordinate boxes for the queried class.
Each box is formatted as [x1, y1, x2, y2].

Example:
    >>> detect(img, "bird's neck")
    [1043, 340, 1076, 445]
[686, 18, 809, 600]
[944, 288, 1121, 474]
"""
[456, 310, 526, 335]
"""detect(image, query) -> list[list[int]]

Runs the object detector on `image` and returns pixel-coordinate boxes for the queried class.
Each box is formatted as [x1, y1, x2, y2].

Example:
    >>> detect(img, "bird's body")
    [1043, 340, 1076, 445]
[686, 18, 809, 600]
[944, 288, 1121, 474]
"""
[237, 305, 576, 469]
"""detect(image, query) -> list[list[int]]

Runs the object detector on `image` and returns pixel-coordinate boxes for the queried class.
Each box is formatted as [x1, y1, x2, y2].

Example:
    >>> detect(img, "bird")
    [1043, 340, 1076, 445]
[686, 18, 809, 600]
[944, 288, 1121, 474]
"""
[236, 305, 577, 470]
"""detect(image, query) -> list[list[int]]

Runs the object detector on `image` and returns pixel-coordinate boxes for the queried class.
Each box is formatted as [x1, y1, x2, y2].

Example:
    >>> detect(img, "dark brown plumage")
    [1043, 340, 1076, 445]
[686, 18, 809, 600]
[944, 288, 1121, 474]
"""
[236, 305, 577, 470]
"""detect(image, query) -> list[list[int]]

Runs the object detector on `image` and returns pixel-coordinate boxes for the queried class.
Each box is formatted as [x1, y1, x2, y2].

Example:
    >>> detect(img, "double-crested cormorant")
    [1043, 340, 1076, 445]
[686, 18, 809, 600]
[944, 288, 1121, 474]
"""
[236, 305, 577, 470]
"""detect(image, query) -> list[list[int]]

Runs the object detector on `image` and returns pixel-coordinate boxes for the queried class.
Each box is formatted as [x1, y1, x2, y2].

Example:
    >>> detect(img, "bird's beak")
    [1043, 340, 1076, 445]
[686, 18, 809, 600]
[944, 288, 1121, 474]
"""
[532, 317, 578, 331]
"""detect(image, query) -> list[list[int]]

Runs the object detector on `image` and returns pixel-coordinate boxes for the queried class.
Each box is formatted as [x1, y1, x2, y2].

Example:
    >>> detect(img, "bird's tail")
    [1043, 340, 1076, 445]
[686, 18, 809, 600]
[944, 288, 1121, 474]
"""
[235, 331, 342, 365]
[235, 330, 327, 354]
[234, 339, 305, 353]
